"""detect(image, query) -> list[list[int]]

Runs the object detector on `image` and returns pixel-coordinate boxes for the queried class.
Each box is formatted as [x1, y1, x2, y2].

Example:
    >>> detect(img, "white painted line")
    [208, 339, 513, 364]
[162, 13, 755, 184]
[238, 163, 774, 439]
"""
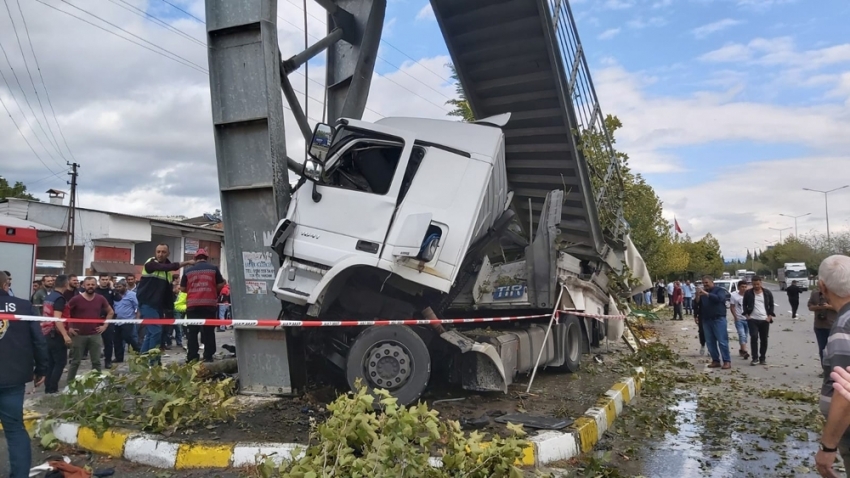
[604, 388, 624, 415]
[124, 435, 179, 469]
[532, 431, 580, 465]
[52, 422, 79, 445]
[232, 443, 304, 466]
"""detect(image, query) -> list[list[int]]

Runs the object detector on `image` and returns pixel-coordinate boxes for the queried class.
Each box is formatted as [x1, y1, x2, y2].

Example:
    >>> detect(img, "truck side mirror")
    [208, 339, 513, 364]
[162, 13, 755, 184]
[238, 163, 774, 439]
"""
[309, 123, 333, 162]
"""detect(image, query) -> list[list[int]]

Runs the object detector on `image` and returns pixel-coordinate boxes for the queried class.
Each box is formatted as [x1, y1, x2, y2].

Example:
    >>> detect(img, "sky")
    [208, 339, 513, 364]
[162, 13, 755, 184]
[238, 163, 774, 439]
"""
[1, 0, 848, 260]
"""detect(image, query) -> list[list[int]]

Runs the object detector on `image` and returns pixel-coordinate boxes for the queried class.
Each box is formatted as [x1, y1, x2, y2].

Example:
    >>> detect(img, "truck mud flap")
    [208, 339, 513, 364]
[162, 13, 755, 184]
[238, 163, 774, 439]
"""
[439, 330, 508, 393]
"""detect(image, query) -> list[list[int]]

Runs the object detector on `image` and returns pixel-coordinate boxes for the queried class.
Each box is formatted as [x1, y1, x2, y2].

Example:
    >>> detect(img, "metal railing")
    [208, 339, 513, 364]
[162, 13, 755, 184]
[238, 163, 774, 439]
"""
[546, 0, 627, 240]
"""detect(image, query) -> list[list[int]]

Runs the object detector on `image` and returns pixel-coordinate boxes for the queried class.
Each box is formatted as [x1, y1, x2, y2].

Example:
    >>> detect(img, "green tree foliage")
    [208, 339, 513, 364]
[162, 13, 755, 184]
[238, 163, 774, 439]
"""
[446, 64, 474, 122]
[0, 177, 38, 201]
[681, 233, 724, 279]
[759, 233, 850, 275]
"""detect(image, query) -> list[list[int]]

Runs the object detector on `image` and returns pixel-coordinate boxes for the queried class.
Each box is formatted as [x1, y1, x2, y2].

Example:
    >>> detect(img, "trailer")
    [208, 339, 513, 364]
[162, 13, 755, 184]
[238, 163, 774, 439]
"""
[203, 0, 652, 404]
[778, 262, 808, 290]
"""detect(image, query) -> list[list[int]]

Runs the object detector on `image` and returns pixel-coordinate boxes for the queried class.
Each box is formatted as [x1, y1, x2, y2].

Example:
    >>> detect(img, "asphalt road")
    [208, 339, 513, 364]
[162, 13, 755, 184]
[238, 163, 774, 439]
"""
[588, 283, 831, 478]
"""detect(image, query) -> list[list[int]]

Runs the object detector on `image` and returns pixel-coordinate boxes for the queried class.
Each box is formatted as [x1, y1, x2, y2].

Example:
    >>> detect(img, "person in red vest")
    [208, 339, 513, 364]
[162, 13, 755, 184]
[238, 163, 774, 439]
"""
[181, 249, 225, 363]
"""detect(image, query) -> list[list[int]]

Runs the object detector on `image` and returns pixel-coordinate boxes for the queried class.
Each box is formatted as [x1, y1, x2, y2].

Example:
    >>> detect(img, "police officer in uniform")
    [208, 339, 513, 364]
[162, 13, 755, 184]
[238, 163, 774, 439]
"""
[0, 270, 49, 477]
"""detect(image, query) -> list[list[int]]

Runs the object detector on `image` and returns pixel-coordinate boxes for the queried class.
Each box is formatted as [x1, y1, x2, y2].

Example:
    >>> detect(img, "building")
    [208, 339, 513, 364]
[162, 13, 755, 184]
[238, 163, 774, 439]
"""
[0, 198, 227, 279]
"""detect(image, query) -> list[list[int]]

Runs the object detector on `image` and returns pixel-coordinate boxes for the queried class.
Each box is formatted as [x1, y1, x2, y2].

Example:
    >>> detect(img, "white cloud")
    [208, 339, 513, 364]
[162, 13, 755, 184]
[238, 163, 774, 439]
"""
[627, 16, 667, 29]
[598, 28, 621, 40]
[604, 0, 636, 10]
[700, 37, 850, 70]
[691, 18, 742, 38]
[592, 60, 850, 256]
[415, 4, 434, 22]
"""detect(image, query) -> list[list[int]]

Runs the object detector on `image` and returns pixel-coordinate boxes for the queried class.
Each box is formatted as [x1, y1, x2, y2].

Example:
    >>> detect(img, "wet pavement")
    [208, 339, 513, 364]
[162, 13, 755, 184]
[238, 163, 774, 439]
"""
[562, 283, 832, 478]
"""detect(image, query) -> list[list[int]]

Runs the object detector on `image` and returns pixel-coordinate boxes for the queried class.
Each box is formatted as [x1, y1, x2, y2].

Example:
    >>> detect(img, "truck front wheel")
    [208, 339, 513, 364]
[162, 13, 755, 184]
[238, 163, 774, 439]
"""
[346, 325, 431, 406]
[552, 314, 582, 373]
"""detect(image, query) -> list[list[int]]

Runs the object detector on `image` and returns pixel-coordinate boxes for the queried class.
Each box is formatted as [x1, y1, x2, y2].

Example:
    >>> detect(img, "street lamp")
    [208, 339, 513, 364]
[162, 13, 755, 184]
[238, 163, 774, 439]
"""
[769, 227, 792, 243]
[803, 185, 850, 250]
[779, 212, 811, 238]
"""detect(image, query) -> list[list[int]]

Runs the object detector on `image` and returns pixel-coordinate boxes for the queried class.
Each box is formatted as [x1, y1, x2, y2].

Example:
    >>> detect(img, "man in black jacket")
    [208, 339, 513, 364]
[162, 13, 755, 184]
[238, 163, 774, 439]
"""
[0, 270, 49, 477]
[786, 280, 805, 319]
[743, 276, 776, 365]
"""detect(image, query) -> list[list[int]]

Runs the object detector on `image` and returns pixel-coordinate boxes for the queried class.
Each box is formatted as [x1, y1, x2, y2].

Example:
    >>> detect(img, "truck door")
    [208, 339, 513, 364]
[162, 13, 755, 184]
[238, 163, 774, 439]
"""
[291, 124, 415, 266]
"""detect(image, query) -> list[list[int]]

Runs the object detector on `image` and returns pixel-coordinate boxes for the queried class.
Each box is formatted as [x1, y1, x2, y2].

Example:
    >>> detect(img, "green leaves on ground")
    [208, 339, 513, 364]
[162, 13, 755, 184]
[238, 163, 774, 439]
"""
[49, 350, 237, 436]
[261, 382, 528, 478]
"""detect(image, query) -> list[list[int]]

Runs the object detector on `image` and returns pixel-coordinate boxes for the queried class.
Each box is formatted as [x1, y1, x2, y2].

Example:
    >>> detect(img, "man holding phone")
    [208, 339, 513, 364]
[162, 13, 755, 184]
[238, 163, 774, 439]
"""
[743, 276, 775, 366]
[697, 276, 733, 369]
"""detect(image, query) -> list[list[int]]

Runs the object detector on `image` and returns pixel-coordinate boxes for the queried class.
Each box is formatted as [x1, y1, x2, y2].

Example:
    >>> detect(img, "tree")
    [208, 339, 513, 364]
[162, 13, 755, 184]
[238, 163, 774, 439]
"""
[0, 177, 38, 201]
[682, 233, 724, 279]
[445, 64, 474, 122]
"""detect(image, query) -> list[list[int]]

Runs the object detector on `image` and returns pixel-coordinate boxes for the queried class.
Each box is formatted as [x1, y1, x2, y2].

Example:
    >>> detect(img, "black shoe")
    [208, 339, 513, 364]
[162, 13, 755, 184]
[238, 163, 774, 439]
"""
[751, 359, 759, 366]
[104, 363, 112, 368]
[759, 359, 766, 365]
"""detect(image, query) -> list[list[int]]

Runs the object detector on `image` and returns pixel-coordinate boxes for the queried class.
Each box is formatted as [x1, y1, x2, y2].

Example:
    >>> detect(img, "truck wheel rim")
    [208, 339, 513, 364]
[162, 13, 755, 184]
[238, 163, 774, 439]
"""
[365, 342, 412, 391]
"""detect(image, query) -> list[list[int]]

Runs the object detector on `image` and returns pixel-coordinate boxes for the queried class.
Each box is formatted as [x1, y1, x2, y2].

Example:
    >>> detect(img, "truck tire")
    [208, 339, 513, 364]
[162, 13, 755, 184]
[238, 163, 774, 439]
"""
[346, 325, 431, 406]
[552, 314, 582, 373]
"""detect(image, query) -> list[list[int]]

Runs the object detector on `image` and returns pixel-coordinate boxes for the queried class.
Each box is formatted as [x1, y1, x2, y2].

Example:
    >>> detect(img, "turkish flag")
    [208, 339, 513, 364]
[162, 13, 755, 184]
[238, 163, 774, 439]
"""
[674, 218, 683, 234]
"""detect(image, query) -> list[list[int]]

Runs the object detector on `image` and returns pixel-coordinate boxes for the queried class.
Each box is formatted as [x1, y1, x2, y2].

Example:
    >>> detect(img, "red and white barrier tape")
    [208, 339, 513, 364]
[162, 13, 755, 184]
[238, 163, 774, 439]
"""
[0, 311, 626, 328]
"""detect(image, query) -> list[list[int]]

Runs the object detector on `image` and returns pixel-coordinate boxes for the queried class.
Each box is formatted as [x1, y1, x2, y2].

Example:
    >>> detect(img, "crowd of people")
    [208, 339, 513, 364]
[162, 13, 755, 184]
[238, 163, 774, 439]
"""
[0, 244, 228, 477]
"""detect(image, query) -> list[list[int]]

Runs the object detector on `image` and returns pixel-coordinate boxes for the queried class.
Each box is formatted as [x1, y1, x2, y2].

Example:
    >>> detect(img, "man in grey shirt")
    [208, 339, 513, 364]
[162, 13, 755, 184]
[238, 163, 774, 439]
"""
[814, 255, 850, 477]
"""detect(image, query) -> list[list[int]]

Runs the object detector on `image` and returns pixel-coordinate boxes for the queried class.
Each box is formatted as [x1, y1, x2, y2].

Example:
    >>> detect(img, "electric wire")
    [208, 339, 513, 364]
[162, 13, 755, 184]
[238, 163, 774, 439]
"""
[15, 0, 78, 163]
[0, 92, 62, 178]
[57, 0, 208, 72]
[2, 0, 65, 163]
[0, 40, 64, 168]
[109, 0, 206, 48]
[33, 0, 207, 75]
[281, 0, 453, 101]
[158, 0, 204, 24]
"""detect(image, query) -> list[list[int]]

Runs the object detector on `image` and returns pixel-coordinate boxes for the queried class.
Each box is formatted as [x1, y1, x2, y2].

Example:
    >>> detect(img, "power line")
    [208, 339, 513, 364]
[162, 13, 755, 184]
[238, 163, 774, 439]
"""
[0, 40, 64, 167]
[2, 0, 65, 164]
[158, 0, 204, 24]
[280, 0, 453, 102]
[0, 91, 62, 178]
[33, 0, 208, 75]
[57, 0, 208, 72]
[275, 13, 451, 114]
[15, 0, 77, 163]
[109, 0, 206, 48]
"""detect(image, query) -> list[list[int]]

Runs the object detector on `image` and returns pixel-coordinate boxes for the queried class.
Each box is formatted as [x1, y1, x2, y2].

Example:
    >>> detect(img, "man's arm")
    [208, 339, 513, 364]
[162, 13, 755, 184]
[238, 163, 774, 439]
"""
[706, 287, 726, 303]
[216, 269, 226, 293]
[145, 260, 194, 273]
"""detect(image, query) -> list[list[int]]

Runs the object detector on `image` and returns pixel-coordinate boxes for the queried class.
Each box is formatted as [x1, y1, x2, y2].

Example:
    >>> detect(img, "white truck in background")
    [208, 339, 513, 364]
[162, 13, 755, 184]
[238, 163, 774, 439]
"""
[778, 262, 808, 290]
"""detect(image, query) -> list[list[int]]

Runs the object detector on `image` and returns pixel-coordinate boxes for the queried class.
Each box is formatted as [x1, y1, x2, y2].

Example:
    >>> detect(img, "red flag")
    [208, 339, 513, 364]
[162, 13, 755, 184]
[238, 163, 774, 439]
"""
[674, 217, 683, 234]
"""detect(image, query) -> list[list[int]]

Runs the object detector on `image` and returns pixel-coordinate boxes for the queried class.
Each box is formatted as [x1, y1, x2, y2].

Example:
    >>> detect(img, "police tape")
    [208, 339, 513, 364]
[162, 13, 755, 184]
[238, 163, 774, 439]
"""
[0, 310, 627, 328]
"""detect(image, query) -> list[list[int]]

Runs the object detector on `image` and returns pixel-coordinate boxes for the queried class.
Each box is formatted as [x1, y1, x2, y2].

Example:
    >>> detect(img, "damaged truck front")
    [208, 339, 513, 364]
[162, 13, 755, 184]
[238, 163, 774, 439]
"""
[268, 113, 652, 405]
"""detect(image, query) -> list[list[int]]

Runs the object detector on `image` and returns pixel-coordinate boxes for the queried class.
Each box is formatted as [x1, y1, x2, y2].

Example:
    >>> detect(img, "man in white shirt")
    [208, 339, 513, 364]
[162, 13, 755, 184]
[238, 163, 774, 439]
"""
[743, 276, 776, 366]
[729, 281, 750, 360]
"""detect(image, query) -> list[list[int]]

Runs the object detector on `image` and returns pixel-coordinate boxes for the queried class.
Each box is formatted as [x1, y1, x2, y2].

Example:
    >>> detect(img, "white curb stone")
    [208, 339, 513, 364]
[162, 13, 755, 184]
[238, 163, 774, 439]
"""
[532, 431, 580, 464]
[232, 443, 304, 466]
[604, 388, 624, 415]
[124, 435, 179, 469]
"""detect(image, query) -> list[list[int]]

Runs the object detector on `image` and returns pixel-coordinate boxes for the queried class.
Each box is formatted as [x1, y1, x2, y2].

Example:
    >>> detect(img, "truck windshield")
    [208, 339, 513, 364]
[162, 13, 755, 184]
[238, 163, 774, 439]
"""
[786, 270, 808, 278]
[320, 128, 404, 195]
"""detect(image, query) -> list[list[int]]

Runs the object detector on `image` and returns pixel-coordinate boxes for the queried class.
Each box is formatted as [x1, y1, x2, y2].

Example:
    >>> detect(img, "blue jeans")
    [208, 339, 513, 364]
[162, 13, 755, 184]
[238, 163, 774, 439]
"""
[140, 304, 162, 355]
[0, 384, 30, 478]
[684, 297, 693, 314]
[703, 316, 731, 364]
[815, 327, 830, 366]
[734, 319, 749, 346]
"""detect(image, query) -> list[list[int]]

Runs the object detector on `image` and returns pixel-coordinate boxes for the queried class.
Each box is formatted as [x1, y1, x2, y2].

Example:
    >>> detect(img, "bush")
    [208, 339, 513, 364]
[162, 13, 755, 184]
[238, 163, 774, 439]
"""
[47, 350, 237, 436]
[261, 382, 528, 478]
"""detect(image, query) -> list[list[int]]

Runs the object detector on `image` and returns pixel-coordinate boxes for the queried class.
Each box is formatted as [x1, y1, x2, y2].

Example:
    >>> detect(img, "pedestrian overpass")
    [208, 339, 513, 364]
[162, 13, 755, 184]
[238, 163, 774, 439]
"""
[431, 0, 624, 259]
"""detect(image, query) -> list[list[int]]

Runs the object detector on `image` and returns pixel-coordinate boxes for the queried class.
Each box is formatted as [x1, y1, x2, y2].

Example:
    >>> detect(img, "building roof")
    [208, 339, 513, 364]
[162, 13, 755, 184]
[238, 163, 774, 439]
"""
[0, 215, 65, 233]
[0, 198, 224, 237]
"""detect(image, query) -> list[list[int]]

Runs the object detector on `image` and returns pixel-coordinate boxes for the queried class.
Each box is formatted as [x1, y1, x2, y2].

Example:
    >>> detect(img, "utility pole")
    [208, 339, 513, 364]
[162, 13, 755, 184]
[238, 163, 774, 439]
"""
[803, 185, 849, 251]
[769, 227, 791, 243]
[780, 212, 810, 238]
[64, 162, 79, 266]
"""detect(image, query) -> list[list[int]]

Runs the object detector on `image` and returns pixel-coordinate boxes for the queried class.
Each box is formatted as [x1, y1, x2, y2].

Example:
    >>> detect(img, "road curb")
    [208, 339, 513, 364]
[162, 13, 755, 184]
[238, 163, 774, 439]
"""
[23, 367, 644, 469]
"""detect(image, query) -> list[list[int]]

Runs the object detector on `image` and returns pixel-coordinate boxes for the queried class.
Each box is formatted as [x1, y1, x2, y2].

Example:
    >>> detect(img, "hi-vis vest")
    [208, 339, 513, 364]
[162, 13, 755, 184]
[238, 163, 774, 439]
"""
[142, 257, 173, 283]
